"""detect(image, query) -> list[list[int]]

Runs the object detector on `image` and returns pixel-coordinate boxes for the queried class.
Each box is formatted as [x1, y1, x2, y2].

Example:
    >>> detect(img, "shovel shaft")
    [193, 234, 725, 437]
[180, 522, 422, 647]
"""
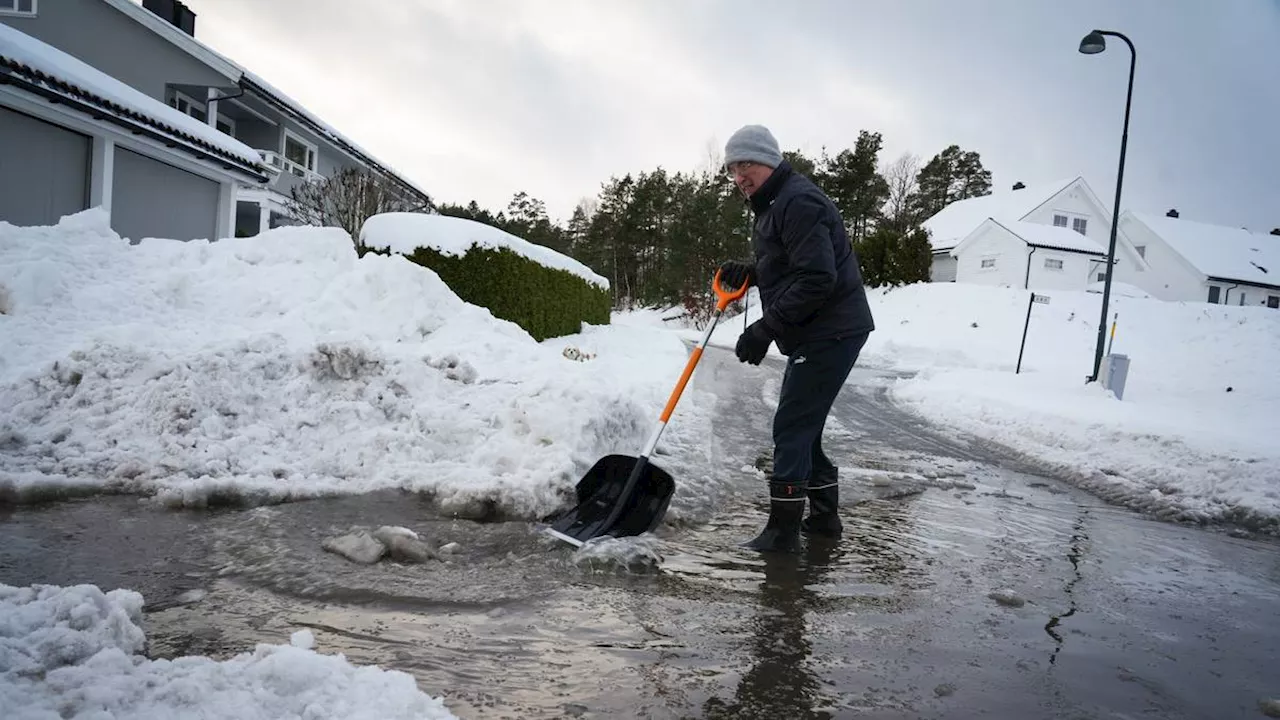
[644, 270, 747, 456]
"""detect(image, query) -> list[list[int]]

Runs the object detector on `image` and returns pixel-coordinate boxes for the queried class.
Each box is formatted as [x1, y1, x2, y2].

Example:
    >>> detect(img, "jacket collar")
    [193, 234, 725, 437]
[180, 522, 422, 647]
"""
[748, 160, 793, 214]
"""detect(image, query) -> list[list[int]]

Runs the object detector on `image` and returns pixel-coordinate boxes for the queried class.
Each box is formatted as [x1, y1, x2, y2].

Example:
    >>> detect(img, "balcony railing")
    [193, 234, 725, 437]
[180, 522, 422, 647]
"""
[255, 150, 324, 183]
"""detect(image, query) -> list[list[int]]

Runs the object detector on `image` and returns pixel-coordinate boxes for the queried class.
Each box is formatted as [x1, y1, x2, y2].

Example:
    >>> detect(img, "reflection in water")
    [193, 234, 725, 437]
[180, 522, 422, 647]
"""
[700, 540, 843, 719]
[1045, 507, 1089, 665]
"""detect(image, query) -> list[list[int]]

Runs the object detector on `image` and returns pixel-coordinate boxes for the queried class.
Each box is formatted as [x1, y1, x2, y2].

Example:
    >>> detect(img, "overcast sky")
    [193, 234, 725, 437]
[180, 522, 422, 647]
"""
[179, 0, 1279, 232]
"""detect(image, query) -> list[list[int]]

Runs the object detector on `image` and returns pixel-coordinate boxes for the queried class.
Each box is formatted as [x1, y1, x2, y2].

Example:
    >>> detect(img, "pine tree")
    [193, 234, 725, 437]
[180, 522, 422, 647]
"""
[908, 145, 993, 221]
[819, 131, 890, 244]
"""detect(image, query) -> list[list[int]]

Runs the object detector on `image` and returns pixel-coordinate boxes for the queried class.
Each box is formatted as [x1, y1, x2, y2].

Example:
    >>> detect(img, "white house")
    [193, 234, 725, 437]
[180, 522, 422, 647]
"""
[922, 176, 1151, 291]
[1119, 210, 1280, 309]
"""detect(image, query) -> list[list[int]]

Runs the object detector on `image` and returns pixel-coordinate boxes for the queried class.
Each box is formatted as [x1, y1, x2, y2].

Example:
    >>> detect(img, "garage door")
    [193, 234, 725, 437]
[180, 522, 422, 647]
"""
[112, 147, 219, 242]
[0, 106, 91, 226]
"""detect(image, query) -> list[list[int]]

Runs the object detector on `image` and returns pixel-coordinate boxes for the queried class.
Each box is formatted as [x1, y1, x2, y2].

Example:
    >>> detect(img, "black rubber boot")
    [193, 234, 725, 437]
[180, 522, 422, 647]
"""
[801, 479, 842, 537]
[742, 480, 806, 553]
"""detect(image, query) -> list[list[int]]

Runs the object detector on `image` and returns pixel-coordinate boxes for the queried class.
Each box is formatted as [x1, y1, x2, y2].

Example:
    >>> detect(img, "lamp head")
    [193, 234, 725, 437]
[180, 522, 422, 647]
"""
[1079, 30, 1106, 54]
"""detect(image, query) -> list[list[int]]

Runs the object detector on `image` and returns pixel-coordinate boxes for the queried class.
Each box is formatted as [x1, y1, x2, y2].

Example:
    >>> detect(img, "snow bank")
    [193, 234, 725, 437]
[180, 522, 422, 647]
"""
[360, 212, 609, 290]
[0, 210, 713, 520]
[699, 282, 1280, 533]
[0, 582, 457, 720]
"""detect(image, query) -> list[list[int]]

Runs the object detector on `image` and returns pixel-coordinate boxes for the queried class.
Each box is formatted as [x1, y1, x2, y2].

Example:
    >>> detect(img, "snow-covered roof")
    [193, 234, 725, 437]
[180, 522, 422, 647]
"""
[1129, 212, 1280, 289]
[100, 0, 429, 204]
[1002, 221, 1105, 255]
[923, 177, 1078, 251]
[360, 213, 610, 290]
[0, 23, 268, 178]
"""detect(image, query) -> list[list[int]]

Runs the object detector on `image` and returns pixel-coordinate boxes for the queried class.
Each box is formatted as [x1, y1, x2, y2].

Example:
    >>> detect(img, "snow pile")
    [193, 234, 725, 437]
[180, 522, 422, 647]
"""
[360, 212, 609, 289]
[0, 210, 714, 520]
[0, 582, 458, 720]
[701, 282, 1280, 533]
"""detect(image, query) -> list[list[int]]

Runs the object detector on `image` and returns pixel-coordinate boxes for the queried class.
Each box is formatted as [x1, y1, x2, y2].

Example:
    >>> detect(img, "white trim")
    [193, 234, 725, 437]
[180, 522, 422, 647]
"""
[0, 0, 37, 17]
[215, 180, 235, 240]
[89, 136, 114, 212]
[281, 127, 318, 176]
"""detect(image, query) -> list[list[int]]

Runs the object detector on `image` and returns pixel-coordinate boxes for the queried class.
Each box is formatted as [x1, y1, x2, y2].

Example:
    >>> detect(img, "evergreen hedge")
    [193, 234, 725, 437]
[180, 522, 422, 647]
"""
[386, 243, 611, 341]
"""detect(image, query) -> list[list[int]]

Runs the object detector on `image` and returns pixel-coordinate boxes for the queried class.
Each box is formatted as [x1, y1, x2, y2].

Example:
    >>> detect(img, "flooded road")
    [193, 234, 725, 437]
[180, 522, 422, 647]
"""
[2, 347, 1278, 719]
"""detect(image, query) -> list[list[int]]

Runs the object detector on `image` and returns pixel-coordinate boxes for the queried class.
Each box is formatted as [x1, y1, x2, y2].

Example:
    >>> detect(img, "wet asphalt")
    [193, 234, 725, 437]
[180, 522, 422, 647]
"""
[1, 345, 1278, 719]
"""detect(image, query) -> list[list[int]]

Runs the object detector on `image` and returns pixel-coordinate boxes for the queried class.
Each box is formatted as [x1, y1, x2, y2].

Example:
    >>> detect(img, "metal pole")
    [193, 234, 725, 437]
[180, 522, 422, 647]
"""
[1016, 293, 1035, 374]
[1087, 30, 1136, 383]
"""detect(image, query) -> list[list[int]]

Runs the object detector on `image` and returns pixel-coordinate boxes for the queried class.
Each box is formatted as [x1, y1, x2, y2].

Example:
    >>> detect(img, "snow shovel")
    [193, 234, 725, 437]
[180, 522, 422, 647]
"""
[543, 269, 750, 547]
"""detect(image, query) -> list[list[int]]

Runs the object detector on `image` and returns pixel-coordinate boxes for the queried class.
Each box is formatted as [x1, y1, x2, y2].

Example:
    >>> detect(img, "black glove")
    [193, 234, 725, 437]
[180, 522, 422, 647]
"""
[735, 319, 773, 365]
[717, 260, 755, 289]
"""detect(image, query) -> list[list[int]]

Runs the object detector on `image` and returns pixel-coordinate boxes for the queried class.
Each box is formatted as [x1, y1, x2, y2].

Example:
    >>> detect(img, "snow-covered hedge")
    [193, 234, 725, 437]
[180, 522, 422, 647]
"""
[361, 213, 610, 341]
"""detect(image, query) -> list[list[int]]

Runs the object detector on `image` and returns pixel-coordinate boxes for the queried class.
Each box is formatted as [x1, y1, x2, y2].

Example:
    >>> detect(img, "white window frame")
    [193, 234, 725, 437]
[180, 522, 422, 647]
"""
[281, 129, 318, 177]
[167, 90, 236, 137]
[1267, 295, 1278, 309]
[1072, 217, 1088, 235]
[1044, 257, 1064, 271]
[1052, 214, 1068, 228]
[980, 257, 997, 270]
[0, 0, 37, 17]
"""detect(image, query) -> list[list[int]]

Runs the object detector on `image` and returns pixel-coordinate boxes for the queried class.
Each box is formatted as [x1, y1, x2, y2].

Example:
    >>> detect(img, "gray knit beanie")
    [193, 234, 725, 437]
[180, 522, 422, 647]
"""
[724, 124, 782, 168]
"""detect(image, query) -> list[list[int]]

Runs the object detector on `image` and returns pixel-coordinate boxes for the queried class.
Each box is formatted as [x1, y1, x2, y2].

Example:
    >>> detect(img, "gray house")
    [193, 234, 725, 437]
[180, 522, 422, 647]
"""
[0, 0, 429, 241]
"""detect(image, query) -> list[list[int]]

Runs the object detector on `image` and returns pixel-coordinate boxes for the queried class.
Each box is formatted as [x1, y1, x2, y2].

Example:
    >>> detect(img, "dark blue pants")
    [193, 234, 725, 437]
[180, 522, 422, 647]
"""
[771, 333, 868, 485]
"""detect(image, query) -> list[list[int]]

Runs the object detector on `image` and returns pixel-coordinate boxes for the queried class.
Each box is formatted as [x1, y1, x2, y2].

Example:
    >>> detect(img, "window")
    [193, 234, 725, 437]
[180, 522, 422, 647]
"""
[1044, 258, 1064, 271]
[283, 130, 317, 176]
[1072, 217, 1088, 235]
[1053, 215, 1068, 228]
[0, 0, 37, 16]
[167, 91, 236, 137]
[980, 258, 996, 269]
[1267, 296, 1279, 309]
[1207, 286, 1221, 304]
[1135, 245, 1146, 258]
[1097, 272, 1106, 282]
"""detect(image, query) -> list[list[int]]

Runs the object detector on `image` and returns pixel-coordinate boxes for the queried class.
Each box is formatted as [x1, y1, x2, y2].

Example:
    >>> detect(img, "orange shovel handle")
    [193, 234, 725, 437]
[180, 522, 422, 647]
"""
[712, 267, 751, 311]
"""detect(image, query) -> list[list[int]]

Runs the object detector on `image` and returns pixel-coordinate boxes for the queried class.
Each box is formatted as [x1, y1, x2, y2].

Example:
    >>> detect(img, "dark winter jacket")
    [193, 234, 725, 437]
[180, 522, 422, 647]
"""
[747, 161, 876, 356]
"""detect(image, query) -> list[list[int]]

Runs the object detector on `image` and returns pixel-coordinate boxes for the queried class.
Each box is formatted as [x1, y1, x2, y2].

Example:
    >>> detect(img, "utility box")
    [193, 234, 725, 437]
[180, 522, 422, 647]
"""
[1100, 353, 1130, 400]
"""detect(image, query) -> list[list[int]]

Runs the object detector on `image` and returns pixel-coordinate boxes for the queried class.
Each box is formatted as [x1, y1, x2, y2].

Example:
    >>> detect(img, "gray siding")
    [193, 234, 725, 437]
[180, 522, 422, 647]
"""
[0, 106, 91, 226]
[111, 147, 219, 241]
[0, 0, 231, 102]
[233, 119, 279, 154]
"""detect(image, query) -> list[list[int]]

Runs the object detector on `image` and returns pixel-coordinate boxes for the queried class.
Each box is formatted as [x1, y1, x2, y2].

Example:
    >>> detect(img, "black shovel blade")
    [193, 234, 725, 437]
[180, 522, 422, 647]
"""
[545, 454, 675, 545]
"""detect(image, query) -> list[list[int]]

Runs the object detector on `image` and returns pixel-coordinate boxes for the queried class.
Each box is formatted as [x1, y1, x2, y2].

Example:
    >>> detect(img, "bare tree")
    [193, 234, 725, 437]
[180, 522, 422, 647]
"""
[284, 167, 434, 255]
[880, 152, 920, 231]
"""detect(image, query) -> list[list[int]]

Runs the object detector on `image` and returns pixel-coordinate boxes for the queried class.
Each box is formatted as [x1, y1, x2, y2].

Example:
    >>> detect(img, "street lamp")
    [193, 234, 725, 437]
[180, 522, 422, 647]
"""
[1078, 29, 1135, 384]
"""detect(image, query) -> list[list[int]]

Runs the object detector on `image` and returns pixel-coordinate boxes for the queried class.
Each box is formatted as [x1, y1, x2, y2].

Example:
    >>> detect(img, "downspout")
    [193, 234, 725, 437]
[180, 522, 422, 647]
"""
[1025, 246, 1038, 289]
[1223, 282, 1241, 305]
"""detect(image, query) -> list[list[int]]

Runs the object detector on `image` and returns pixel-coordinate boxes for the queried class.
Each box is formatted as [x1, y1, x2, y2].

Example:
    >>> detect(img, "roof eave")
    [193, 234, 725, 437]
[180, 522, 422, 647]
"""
[1205, 275, 1280, 292]
[0, 61, 269, 184]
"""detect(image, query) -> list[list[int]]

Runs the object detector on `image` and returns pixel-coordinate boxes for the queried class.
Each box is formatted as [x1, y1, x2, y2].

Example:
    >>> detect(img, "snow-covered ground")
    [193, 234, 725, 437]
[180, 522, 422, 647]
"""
[0, 210, 716, 520]
[0, 582, 458, 720]
[675, 281, 1280, 532]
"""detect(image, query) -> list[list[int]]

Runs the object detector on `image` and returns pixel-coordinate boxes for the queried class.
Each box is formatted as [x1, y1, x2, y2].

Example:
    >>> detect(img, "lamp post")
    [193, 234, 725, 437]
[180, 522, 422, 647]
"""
[1078, 29, 1135, 384]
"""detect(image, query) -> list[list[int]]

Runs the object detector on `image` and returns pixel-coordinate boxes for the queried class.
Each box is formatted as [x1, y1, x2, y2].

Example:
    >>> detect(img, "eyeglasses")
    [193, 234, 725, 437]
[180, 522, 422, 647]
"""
[726, 161, 756, 177]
